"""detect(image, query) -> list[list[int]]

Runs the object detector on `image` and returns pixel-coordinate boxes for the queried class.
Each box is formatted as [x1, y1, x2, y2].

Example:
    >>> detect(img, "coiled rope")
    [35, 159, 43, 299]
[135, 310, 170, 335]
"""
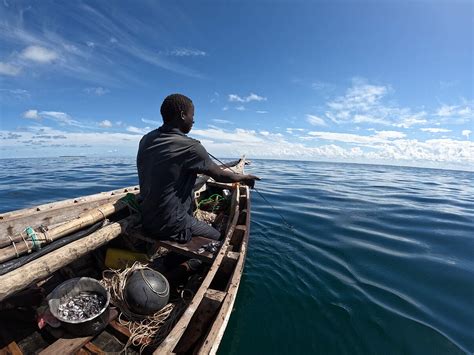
[101, 262, 188, 354]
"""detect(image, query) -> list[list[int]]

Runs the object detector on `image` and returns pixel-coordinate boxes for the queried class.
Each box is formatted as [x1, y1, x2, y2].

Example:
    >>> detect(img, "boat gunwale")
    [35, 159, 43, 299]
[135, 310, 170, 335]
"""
[154, 184, 242, 353]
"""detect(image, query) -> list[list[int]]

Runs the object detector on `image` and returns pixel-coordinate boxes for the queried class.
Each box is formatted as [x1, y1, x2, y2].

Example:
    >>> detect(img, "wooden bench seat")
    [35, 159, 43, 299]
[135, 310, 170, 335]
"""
[128, 229, 217, 263]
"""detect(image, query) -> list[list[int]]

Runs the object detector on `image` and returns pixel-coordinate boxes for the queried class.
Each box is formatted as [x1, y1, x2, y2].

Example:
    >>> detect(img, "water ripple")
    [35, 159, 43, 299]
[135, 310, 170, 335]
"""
[1, 158, 473, 354]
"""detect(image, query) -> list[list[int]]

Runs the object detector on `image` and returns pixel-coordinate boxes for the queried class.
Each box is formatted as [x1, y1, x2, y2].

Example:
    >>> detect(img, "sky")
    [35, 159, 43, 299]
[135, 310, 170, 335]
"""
[0, 0, 473, 170]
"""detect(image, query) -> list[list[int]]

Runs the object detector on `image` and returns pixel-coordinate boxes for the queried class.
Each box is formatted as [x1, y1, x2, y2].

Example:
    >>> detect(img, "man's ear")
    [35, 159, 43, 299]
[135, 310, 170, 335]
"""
[180, 111, 186, 121]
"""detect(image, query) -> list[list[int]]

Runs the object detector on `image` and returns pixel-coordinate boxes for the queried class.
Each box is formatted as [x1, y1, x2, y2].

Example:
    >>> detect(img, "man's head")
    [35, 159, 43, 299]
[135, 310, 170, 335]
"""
[160, 94, 194, 134]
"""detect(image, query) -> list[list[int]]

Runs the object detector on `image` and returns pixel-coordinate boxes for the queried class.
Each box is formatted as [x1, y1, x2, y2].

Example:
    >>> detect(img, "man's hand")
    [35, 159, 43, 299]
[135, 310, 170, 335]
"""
[240, 174, 261, 189]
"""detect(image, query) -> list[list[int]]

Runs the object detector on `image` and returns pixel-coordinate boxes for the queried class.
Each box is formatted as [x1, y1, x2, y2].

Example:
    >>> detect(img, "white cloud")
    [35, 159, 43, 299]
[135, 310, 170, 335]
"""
[191, 128, 264, 143]
[40, 111, 75, 125]
[436, 104, 472, 119]
[307, 130, 407, 144]
[1, 11, 204, 81]
[141, 118, 161, 125]
[126, 126, 148, 134]
[421, 128, 452, 133]
[84, 87, 110, 96]
[311, 81, 334, 91]
[21, 45, 58, 63]
[210, 92, 220, 103]
[0, 88, 30, 99]
[436, 105, 456, 117]
[228, 93, 267, 103]
[163, 48, 207, 57]
[308, 131, 382, 144]
[462, 130, 471, 139]
[23, 109, 40, 120]
[86, 41, 95, 48]
[256, 110, 268, 114]
[212, 119, 233, 124]
[394, 112, 428, 128]
[306, 114, 326, 126]
[353, 114, 391, 125]
[328, 82, 387, 112]
[235, 106, 245, 111]
[0, 62, 21, 76]
[374, 130, 406, 139]
[323, 79, 429, 128]
[1, 125, 472, 170]
[22, 109, 87, 128]
[286, 128, 305, 134]
[99, 120, 112, 128]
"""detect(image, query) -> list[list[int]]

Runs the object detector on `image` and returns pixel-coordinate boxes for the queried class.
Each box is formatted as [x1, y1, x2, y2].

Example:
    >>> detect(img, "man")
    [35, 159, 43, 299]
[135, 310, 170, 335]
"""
[137, 93, 259, 243]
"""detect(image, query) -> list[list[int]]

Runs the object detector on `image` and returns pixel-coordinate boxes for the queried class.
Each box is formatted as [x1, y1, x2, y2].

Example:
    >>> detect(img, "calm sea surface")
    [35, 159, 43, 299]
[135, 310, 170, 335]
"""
[1, 157, 473, 354]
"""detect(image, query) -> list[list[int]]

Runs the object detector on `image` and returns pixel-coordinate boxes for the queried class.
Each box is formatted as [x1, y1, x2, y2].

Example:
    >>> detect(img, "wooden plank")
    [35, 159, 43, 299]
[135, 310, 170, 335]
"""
[155, 237, 216, 263]
[128, 229, 216, 263]
[234, 225, 247, 232]
[0, 199, 130, 262]
[107, 319, 152, 348]
[107, 320, 131, 339]
[0, 186, 140, 242]
[0, 215, 138, 302]
[205, 289, 226, 303]
[0, 341, 23, 355]
[153, 186, 240, 354]
[83, 341, 105, 354]
[39, 309, 118, 355]
[198, 186, 251, 355]
[173, 289, 226, 353]
[0, 186, 139, 222]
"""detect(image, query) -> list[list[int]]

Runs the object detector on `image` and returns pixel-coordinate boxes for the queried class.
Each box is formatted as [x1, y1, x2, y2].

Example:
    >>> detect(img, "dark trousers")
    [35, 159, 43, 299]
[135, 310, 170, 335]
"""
[190, 217, 221, 240]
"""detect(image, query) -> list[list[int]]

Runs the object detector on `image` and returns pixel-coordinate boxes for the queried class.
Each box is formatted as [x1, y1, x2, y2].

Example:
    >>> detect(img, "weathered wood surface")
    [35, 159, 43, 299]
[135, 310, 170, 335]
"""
[83, 340, 106, 354]
[153, 186, 240, 354]
[0, 157, 251, 354]
[0, 199, 129, 264]
[129, 229, 216, 263]
[0, 341, 23, 355]
[0, 186, 139, 238]
[38, 309, 118, 355]
[0, 215, 138, 302]
[199, 185, 250, 355]
[173, 289, 226, 353]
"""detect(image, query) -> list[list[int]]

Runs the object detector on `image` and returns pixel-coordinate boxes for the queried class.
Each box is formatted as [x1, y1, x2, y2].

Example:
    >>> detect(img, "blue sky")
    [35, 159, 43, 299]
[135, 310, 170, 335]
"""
[0, 0, 472, 170]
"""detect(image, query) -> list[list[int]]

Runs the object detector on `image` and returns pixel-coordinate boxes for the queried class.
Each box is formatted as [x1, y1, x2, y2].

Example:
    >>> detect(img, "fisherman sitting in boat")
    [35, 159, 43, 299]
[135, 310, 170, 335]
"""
[137, 93, 259, 243]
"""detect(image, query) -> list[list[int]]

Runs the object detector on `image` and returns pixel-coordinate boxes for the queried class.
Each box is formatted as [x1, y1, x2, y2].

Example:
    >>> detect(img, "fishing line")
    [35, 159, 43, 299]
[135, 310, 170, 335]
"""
[207, 152, 294, 230]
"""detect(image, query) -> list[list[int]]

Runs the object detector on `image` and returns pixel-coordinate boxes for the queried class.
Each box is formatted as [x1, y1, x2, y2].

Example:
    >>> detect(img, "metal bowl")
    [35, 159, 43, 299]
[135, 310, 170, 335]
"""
[47, 277, 110, 336]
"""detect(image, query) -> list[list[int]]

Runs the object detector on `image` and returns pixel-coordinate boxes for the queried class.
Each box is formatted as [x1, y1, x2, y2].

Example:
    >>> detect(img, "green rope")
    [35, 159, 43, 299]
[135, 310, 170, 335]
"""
[25, 226, 41, 251]
[120, 193, 142, 216]
[197, 194, 225, 212]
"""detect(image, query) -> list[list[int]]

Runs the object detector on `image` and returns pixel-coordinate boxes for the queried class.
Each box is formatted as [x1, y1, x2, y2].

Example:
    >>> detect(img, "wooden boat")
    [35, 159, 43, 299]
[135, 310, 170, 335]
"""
[0, 158, 251, 354]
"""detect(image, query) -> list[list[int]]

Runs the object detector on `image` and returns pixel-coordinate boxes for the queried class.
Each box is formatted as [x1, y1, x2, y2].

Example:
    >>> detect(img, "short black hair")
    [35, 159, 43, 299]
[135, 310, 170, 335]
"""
[160, 94, 193, 123]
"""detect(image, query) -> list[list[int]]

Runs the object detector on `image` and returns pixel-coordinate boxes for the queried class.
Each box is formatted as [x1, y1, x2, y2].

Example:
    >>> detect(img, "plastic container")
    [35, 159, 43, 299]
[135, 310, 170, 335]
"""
[105, 247, 148, 269]
[47, 277, 110, 336]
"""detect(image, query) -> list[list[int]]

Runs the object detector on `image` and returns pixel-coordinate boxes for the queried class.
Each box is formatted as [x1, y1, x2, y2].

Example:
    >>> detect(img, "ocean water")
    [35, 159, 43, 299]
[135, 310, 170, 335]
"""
[1, 157, 473, 354]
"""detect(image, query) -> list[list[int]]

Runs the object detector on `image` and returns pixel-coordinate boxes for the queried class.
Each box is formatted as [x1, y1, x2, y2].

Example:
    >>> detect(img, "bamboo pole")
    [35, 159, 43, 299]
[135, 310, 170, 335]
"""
[0, 199, 127, 263]
[0, 215, 138, 302]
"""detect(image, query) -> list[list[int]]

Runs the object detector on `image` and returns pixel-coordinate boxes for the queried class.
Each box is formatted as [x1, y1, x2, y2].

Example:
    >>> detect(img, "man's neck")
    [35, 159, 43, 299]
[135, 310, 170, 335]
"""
[161, 122, 185, 134]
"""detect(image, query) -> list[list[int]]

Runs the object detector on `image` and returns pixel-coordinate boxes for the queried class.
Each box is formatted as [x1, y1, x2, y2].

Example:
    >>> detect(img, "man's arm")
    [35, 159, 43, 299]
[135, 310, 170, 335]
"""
[187, 142, 260, 188]
[206, 164, 260, 188]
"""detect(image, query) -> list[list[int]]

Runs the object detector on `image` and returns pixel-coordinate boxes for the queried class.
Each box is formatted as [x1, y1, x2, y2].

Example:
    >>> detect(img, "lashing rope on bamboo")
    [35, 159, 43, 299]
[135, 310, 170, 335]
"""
[101, 262, 188, 353]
